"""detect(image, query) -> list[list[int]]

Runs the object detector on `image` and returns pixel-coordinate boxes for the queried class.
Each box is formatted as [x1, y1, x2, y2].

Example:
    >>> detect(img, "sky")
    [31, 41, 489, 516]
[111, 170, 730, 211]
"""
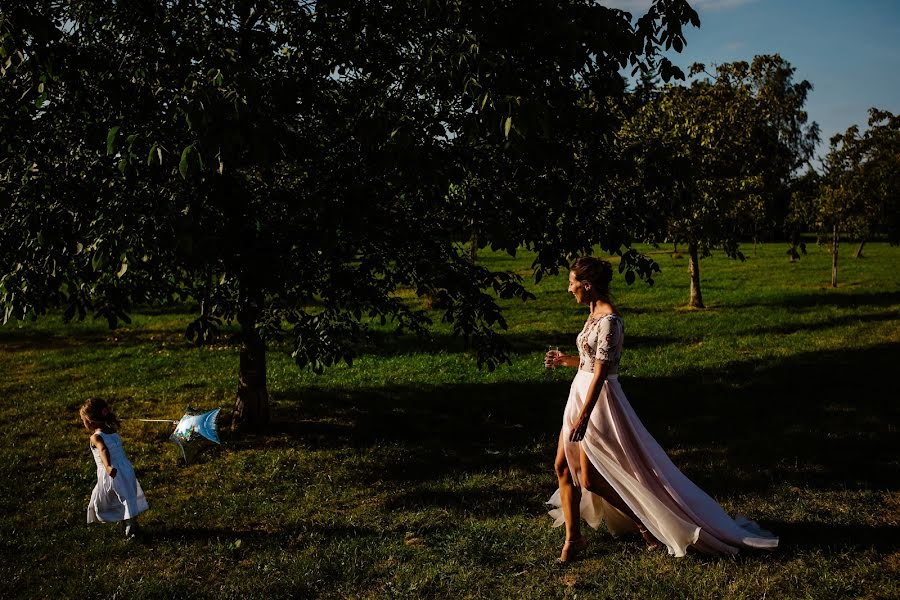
[601, 0, 900, 167]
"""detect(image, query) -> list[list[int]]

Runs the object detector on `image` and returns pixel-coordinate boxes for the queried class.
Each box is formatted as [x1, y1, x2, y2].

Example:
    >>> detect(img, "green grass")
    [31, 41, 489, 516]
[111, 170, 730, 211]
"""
[1, 242, 898, 599]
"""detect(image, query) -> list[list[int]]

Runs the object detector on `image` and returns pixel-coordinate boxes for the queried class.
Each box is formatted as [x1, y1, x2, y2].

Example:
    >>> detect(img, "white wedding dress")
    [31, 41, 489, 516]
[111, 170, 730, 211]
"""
[547, 314, 778, 557]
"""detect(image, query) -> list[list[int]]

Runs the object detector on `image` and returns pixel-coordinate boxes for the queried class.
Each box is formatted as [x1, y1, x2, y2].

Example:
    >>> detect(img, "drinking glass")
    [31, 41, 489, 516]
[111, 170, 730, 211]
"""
[545, 346, 560, 370]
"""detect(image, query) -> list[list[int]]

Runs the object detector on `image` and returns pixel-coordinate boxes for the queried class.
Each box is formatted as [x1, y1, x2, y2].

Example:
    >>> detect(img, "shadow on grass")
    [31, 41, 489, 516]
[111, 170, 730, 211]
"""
[258, 341, 899, 510]
[364, 329, 682, 357]
[143, 522, 381, 546]
[2, 318, 679, 356]
[0, 327, 191, 352]
[735, 310, 899, 337]
[736, 290, 900, 310]
[765, 521, 900, 554]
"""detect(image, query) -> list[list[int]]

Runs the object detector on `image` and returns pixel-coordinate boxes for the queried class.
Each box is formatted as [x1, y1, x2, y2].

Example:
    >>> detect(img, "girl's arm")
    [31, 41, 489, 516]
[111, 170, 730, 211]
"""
[569, 360, 610, 442]
[90, 433, 118, 478]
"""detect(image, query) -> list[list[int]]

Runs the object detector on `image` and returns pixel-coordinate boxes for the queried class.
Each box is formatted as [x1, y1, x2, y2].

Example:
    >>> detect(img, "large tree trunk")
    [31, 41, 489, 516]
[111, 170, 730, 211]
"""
[831, 225, 839, 288]
[855, 239, 866, 258]
[688, 242, 704, 308]
[232, 304, 270, 431]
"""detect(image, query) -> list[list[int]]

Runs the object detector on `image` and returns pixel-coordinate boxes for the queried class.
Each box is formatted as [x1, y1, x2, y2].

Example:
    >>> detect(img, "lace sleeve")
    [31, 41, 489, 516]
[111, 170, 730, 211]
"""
[593, 316, 617, 364]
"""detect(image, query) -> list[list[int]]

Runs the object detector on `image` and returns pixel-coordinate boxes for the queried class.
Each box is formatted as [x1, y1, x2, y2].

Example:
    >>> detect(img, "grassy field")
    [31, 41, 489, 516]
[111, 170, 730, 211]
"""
[1, 242, 898, 599]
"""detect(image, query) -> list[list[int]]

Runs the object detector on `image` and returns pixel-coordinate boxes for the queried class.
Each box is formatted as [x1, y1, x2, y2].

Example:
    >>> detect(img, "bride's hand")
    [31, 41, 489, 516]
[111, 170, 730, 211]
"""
[544, 350, 565, 368]
[570, 412, 590, 442]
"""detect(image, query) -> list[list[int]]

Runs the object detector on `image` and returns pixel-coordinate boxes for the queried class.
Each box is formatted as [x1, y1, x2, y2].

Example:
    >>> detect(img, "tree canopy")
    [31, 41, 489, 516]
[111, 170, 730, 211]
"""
[0, 0, 699, 427]
[615, 55, 818, 307]
[802, 108, 900, 286]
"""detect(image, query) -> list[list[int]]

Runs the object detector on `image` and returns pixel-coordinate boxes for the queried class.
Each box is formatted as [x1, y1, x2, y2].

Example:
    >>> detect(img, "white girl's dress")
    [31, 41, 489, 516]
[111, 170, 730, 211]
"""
[87, 431, 148, 523]
[548, 314, 778, 557]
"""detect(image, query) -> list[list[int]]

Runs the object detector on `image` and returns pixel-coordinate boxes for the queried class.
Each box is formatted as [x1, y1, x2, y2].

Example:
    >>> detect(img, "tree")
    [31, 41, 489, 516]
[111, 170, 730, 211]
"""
[617, 61, 769, 308]
[808, 109, 900, 286]
[616, 56, 818, 307]
[745, 55, 819, 244]
[784, 168, 820, 262]
[632, 54, 661, 107]
[0, 1, 699, 428]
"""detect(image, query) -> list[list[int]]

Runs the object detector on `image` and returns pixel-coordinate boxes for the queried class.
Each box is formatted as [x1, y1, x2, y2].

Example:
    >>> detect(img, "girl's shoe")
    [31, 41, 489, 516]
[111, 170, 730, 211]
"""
[124, 519, 139, 540]
[559, 535, 588, 562]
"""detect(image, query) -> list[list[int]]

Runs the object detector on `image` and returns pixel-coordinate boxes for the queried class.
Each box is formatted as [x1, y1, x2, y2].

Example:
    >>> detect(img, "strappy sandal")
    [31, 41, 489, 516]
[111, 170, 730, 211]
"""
[638, 525, 661, 550]
[559, 535, 588, 562]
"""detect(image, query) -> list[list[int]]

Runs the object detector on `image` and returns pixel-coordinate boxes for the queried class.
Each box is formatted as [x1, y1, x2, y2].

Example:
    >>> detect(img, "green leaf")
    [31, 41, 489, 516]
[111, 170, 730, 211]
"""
[179, 146, 193, 179]
[91, 251, 106, 272]
[147, 143, 158, 166]
[106, 126, 120, 155]
[116, 261, 128, 278]
[504, 116, 512, 138]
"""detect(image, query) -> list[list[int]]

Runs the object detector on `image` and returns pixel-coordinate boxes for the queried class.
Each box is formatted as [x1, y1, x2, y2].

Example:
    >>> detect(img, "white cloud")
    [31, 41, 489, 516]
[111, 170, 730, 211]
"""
[598, 0, 654, 12]
[725, 41, 747, 51]
[599, 0, 759, 13]
[692, 0, 759, 10]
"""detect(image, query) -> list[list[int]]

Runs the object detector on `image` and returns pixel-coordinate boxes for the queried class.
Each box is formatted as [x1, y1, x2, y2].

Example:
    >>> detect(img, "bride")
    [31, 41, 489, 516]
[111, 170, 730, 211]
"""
[546, 256, 778, 560]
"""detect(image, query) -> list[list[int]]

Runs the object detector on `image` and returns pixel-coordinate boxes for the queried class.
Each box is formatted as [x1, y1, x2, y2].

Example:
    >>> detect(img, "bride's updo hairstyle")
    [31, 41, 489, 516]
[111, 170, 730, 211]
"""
[571, 256, 614, 302]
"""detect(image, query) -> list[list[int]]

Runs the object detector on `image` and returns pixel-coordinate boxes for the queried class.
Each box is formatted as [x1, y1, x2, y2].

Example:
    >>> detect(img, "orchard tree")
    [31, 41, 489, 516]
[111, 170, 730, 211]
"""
[784, 168, 820, 262]
[811, 108, 899, 286]
[616, 56, 817, 307]
[617, 61, 767, 308]
[0, 1, 699, 428]
[746, 54, 819, 243]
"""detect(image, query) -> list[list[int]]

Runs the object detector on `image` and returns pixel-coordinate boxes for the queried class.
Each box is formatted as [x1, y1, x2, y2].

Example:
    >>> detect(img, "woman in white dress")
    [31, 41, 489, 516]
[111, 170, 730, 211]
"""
[546, 257, 778, 560]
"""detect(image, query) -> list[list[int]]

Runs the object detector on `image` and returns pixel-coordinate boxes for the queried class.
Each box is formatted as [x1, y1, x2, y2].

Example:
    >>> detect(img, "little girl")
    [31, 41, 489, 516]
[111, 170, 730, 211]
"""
[80, 398, 148, 538]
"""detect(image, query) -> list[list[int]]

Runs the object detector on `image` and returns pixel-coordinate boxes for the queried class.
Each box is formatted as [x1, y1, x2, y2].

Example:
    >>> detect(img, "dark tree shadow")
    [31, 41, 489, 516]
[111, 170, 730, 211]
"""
[734, 290, 900, 310]
[253, 341, 899, 515]
[762, 521, 900, 555]
[143, 522, 381, 547]
[735, 310, 898, 337]
[0, 327, 197, 352]
[363, 329, 682, 357]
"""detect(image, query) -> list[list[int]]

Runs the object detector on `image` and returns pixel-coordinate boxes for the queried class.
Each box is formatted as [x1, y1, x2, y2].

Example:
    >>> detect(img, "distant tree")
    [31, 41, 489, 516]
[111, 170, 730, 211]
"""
[0, 1, 698, 428]
[746, 55, 819, 243]
[616, 56, 818, 307]
[810, 109, 899, 286]
[633, 54, 661, 107]
[785, 168, 821, 262]
[617, 61, 769, 308]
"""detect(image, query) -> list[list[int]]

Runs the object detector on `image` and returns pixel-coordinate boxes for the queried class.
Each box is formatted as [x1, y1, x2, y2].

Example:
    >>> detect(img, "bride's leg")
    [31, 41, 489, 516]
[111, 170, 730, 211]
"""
[554, 429, 582, 543]
[579, 447, 638, 522]
[580, 447, 661, 548]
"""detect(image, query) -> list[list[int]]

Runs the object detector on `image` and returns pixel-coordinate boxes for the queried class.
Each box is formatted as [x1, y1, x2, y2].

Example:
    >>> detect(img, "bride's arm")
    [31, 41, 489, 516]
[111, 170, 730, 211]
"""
[544, 350, 579, 368]
[556, 353, 579, 368]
